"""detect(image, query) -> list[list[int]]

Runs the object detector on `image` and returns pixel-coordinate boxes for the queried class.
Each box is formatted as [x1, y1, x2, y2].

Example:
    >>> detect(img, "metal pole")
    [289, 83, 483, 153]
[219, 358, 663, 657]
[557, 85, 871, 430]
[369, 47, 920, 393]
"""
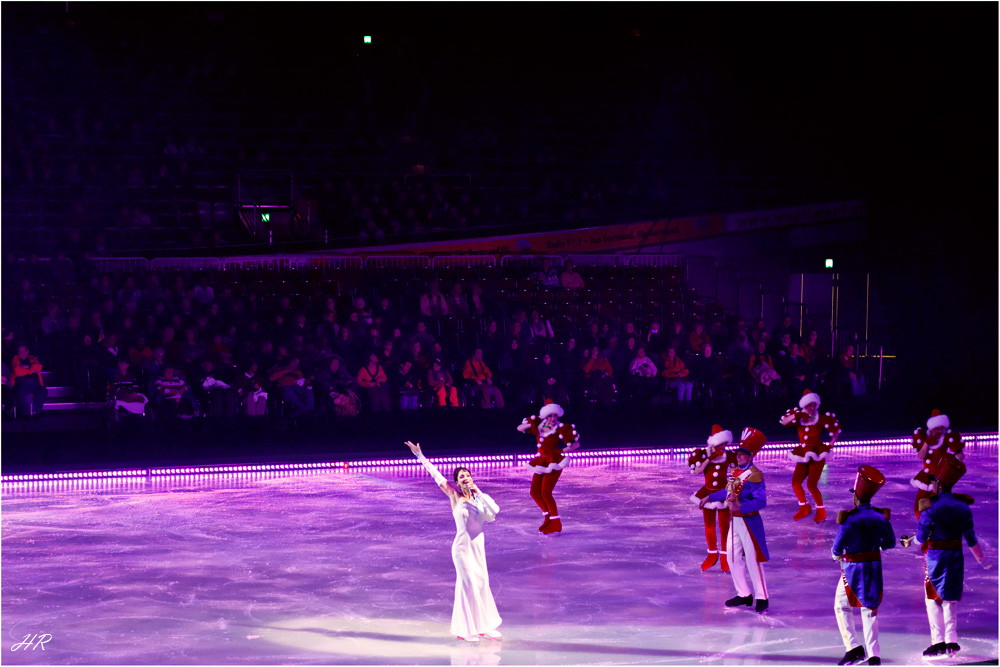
[878, 344, 884, 391]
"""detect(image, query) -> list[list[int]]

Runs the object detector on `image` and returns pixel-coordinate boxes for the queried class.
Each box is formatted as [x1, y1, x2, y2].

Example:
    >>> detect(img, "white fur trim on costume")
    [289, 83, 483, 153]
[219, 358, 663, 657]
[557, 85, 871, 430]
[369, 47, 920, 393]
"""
[115, 399, 147, 415]
[910, 477, 935, 492]
[799, 392, 821, 409]
[707, 429, 733, 448]
[691, 492, 728, 510]
[788, 450, 830, 463]
[527, 458, 570, 474]
[539, 403, 564, 419]
[927, 413, 950, 431]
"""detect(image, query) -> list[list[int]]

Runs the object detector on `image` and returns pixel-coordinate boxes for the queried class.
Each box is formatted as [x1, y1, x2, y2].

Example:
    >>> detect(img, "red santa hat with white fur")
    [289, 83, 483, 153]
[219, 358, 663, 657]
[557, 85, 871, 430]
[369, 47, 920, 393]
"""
[926, 409, 950, 431]
[799, 389, 821, 409]
[707, 424, 733, 449]
[539, 399, 564, 420]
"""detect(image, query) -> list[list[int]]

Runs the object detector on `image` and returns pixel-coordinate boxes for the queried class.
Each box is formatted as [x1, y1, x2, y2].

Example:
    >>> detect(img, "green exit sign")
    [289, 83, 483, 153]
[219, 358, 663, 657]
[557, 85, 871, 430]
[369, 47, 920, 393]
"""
[363, 35, 372, 44]
[825, 258, 834, 269]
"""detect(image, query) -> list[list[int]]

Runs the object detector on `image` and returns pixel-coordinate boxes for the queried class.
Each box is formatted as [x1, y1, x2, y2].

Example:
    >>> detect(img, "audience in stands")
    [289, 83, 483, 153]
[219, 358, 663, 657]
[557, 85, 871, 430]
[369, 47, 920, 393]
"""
[0, 254, 876, 427]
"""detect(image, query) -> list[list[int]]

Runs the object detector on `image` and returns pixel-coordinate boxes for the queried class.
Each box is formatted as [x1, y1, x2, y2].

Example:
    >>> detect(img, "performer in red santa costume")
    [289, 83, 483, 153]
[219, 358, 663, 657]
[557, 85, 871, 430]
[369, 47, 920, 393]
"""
[517, 401, 580, 534]
[910, 409, 965, 518]
[688, 425, 738, 571]
[779, 389, 841, 523]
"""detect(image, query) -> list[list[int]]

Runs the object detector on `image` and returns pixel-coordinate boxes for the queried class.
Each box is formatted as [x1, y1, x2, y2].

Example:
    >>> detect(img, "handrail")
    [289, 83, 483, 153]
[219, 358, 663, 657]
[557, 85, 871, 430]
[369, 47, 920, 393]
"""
[500, 254, 564, 267]
[363, 255, 432, 269]
[430, 255, 497, 269]
[565, 254, 626, 266]
[626, 254, 684, 268]
[88, 257, 150, 273]
[150, 257, 221, 270]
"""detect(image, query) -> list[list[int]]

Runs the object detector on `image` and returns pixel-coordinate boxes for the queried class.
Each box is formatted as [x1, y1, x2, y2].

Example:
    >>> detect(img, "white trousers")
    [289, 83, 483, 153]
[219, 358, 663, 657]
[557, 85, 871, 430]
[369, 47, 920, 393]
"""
[727, 516, 768, 600]
[835, 576, 879, 658]
[925, 599, 958, 644]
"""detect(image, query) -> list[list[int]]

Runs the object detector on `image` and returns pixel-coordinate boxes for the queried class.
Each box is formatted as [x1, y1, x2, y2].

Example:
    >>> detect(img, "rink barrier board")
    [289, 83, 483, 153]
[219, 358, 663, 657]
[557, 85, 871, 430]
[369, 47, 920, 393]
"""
[2, 433, 996, 494]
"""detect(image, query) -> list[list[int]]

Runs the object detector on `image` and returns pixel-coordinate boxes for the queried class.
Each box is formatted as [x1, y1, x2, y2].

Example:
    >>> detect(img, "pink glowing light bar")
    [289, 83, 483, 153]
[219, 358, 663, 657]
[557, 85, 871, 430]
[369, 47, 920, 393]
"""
[3, 434, 995, 491]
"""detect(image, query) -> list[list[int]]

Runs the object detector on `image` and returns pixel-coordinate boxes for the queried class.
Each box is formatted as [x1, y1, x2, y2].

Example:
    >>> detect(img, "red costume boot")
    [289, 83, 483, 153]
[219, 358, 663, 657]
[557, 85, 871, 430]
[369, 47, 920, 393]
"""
[793, 503, 812, 521]
[701, 551, 719, 570]
[541, 515, 562, 534]
[814, 505, 827, 523]
[720, 553, 729, 572]
[538, 513, 550, 532]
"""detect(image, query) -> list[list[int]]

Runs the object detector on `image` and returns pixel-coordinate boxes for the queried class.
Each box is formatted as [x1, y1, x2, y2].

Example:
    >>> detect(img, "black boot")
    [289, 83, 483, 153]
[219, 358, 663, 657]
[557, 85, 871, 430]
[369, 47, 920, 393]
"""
[922, 643, 947, 657]
[867, 658, 880, 665]
[754, 599, 769, 614]
[837, 646, 866, 665]
[725, 594, 752, 607]
[945, 643, 960, 655]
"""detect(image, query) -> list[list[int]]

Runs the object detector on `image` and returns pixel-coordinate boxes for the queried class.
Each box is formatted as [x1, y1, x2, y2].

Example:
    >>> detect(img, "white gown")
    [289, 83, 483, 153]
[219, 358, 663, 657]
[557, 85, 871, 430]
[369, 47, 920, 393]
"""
[450, 492, 503, 638]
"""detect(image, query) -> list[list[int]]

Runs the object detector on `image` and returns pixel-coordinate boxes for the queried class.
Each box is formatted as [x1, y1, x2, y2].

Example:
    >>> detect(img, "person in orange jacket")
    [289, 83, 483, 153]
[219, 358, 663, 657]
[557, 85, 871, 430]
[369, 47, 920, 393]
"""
[462, 348, 504, 409]
[12, 343, 47, 418]
[661, 346, 693, 404]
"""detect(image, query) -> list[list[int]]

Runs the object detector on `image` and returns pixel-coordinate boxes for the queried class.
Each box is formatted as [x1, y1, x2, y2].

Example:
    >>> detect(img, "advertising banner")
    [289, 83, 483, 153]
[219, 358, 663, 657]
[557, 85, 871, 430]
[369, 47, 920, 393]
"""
[725, 200, 866, 233]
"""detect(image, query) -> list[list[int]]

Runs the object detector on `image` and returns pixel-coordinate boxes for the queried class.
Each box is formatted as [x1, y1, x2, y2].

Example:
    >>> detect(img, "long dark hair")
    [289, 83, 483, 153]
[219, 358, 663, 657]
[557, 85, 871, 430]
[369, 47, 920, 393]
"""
[453, 467, 471, 482]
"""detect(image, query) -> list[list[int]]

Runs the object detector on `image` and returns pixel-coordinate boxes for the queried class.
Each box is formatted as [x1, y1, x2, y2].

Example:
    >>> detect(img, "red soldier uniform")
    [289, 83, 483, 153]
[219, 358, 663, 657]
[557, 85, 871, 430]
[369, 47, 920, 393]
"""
[779, 389, 841, 523]
[910, 409, 964, 517]
[517, 402, 580, 534]
[688, 425, 738, 571]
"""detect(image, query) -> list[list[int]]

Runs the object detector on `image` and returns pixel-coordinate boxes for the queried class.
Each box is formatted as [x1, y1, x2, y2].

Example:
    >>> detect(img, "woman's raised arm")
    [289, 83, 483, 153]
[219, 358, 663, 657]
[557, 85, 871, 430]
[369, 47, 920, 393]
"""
[405, 441, 458, 498]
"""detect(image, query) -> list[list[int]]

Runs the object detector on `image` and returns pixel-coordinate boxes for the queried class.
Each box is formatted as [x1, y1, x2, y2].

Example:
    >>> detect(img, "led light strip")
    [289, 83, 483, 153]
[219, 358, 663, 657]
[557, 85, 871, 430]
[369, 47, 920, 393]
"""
[3, 434, 996, 489]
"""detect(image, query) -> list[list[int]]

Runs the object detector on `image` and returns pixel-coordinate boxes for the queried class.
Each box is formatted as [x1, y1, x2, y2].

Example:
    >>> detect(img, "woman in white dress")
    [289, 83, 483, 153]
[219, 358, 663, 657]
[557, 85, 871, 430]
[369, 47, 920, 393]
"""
[405, 440, 503, 642]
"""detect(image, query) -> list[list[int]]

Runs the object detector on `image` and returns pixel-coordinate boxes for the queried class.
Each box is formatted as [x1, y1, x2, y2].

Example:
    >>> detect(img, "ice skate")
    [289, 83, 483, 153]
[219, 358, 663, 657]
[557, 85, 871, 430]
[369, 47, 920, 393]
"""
[814, 506, 827, 523]
[725, 594, 752, 607]
[837, 646, 865, 665]
[922, 643, 947, 657]
[720, 553, 730, 572]
[541, 516, 562, 534]
[793, 504, 812, 521]
[700, 552, 719, 570]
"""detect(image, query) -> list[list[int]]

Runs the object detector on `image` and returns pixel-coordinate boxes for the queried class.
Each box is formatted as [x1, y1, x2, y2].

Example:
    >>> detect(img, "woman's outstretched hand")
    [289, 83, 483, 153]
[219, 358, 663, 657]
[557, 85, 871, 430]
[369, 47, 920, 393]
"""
[404, 440, 422, 456]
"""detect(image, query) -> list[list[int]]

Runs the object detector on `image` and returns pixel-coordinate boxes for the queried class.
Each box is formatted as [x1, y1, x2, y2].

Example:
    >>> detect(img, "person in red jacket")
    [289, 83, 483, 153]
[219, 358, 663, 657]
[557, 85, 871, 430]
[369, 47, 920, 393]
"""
[909, 409, 965, 517]
[779, 389, 841, 522]
[12, 343, 47, 418]
[688, 425, 738, 571]
[517, 401, 581, 534]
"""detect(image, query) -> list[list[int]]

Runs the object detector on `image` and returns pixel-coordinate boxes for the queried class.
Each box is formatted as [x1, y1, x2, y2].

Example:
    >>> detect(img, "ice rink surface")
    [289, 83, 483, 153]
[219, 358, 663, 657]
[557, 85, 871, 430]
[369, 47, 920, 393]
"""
[3, 443, 997, 665]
